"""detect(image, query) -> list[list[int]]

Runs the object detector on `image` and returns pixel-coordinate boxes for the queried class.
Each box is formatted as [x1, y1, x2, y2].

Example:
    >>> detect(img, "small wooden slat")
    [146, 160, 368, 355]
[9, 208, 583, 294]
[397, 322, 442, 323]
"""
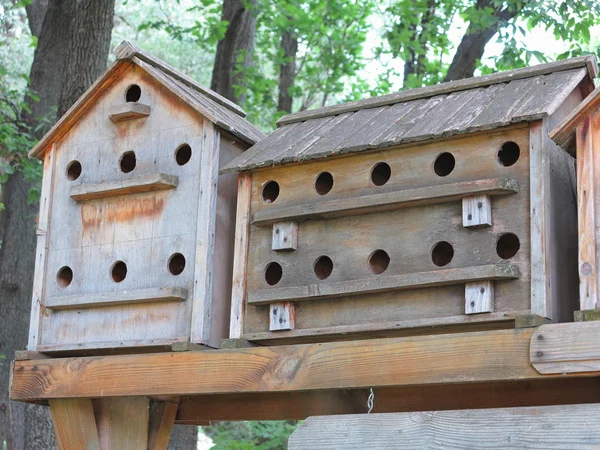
[148, 400, 179, 450]
[288, 404, 600, 450]
[465, 281, 494, 314]
[49, 398, 100, 450]
[272, 221, 298, 251]
[45, 287, 187, 311]
[11, 327, 547, 401]
[462, 194, 492, 228]
[229, 172, 252, 338]
[190, 121, 220, 344]
[94, 397, 149, 450]
[252, 177, 518, 226]
[107, 102, 151, 122]
[531, 321, 600, 374]
[577, 114, 599, 310]
[70, 173, 178, 202]
[248, 264, 520, 305]
[269, 302, 295, 331]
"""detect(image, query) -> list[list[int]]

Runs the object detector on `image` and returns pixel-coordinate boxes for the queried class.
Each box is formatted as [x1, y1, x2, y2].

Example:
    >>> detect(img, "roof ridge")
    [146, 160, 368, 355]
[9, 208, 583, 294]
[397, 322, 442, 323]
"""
[114, 40, 247, 118]
[277, 55, 598, 127]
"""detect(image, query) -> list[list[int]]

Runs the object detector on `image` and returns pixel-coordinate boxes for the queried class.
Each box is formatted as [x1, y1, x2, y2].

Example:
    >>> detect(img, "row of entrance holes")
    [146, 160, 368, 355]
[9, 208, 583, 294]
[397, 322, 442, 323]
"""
[260, 141, 521, 204]
[264, 233, 520, 286]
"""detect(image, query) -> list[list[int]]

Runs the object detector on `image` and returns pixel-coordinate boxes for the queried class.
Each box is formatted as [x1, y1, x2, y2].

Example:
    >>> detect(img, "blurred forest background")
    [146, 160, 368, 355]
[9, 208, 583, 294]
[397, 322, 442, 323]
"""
[1, 0, 600, 448]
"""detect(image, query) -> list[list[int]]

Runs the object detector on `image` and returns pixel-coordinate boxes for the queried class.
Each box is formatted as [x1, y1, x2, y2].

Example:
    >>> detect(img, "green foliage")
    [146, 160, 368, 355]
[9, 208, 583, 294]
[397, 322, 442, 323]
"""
[203, 421, 299, 450]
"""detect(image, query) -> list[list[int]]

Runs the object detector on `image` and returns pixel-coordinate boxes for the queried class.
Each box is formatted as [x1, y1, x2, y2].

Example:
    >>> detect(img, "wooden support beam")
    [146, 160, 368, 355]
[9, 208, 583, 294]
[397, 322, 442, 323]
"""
[11, 327, 569, 402]
[94, 397, 149, 449]
[148, 400, 179, 450]
[49, 398, 100, 450]
[288, 404, 600, 449]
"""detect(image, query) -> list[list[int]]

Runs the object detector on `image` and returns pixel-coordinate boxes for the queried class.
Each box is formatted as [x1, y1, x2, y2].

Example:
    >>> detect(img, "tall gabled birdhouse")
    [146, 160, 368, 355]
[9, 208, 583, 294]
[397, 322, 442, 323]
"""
[27, 41, 264, 353]
[223, 56, 597, 345]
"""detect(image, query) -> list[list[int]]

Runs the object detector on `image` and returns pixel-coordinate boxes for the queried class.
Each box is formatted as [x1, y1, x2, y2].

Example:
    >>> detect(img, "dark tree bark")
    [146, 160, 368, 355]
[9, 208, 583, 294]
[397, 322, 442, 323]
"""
[277, 27, 298, 113]
[443, 0, 520, 82]
[0, 1, 115, 448]
[403, 0, 436, 83]
[211, 0, 258, 104]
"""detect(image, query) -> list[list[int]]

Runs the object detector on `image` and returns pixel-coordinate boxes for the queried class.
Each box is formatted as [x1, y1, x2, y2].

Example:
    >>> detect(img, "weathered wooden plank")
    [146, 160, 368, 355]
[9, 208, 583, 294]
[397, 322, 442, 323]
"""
[269, 302, 295, 331]
[49, 398, 100, 450]
[531, 321, 600, 374]
[94, 397, 149, 450]
[190, 121, 220, 344]
[271, 221, 298, 251]
[465, 281, 494, 314]
[248, 264, 520, 305]
[277, 56, 596, 126]
[253, 177, 519, 226]
[45, 287, 187, 311]
[107, 102, 151, 122]
[550, 84, 600, 150]
[229, 172, 252, 339]
[462, 195, 492, 228]
[147, 400, 179, 450]
[70, 173, 178, 201]
[288, 404, 600, 450]
[11, 327, 547, 401]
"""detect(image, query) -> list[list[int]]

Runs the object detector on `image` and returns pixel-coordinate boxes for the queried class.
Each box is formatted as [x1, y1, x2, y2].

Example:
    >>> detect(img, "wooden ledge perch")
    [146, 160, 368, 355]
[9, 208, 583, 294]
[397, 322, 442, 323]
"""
[252, 177, 519, 226]
[248, 264, 521, 305]
[108, 102, 151, 122]
[70, 173, 178, 201]
[45, 287, 187, 311]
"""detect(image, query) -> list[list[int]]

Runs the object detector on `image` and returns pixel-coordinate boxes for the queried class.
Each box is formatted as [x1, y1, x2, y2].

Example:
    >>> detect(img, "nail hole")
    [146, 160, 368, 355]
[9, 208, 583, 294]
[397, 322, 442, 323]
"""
[433, 152, 455, 177]
[370, 162, 391, 186]
[67, 161, 82, 181]
[120, 151, 136, 173]
[265, 262, 282, 285]
[125, 84, 141, 102]
[315, 172, 334, 195]
[56, 266, 73, 288]
[432, 241, 454, 267]
[368, 249, 390, 275]
[498, 141, 520, 167]
[314, 255, 333, 280]
[262, 181, 280, 203]
[175, 144, 192, 166]
[496, 233, 520, 259]
[168, 253, 186, 275]
[111, 261, 127, 283]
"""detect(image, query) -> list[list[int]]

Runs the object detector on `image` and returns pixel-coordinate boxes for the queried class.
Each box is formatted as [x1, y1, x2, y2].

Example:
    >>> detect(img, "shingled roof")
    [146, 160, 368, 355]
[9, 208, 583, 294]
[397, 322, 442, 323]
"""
[30, 41, 265, 160]
[222, 55, 597, 173]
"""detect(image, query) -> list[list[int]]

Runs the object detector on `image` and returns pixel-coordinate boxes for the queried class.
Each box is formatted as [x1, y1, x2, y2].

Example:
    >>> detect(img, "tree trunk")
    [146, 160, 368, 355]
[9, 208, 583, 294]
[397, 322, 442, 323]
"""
[211, 0, 258, 104]
[0, 1, 115, 448]
[278, 27, 298, 113]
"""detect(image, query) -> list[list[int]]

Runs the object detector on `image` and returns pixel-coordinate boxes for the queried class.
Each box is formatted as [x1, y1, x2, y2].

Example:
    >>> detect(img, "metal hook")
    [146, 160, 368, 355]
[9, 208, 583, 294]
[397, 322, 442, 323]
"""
[367, 387, 374, 414]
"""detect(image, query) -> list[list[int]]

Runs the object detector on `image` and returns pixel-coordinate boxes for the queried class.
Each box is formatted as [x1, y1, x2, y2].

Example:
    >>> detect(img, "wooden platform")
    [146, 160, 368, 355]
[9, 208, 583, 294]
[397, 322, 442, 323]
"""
[10, 322, 600, 424]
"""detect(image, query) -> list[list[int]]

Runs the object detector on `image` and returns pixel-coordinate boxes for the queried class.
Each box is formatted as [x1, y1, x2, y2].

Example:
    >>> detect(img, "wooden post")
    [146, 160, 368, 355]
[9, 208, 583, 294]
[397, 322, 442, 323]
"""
[49, 399, 100, 450]
[94, 397, 149, 450]
[148, 400, 179, 450]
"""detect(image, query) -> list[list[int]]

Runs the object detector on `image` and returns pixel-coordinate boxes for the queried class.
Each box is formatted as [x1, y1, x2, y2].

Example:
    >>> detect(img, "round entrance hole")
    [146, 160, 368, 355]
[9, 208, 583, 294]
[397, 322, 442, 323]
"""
[67, 160, 82, 181]
[261, 181, 280, 203]
[56, 266, 73, 288]
[314, 255, 333, 280]
[168, 253, 186, 275]
[314, 172, 334, 195]
[498, 141, 520, 167]
[432, 241, 454, 267]
[265, 262, 283, 285]
[125, 84, 141, 102]
[175, 144, 192, 166]
[433, 152, 455, 177]
[371, 162, 391, 186]
[496, 233, 520, 259]
[369, 250, 390, 275]
[111, 261, 127, 283]
[120, 151, 136, 173]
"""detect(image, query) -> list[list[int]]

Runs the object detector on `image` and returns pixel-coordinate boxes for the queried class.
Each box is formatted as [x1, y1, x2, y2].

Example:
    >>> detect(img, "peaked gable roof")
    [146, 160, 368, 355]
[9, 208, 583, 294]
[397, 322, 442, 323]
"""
[30, 41, 265, 160]
[222, 55, 597, 174]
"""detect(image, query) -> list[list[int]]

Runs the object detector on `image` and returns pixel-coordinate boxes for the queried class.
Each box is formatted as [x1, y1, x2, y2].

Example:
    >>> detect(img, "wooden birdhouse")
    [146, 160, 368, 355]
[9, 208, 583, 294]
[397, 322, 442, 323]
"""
[27, 41, 264, 353]
[222, 56, 597, 345]
[551, 84, 600, 315]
